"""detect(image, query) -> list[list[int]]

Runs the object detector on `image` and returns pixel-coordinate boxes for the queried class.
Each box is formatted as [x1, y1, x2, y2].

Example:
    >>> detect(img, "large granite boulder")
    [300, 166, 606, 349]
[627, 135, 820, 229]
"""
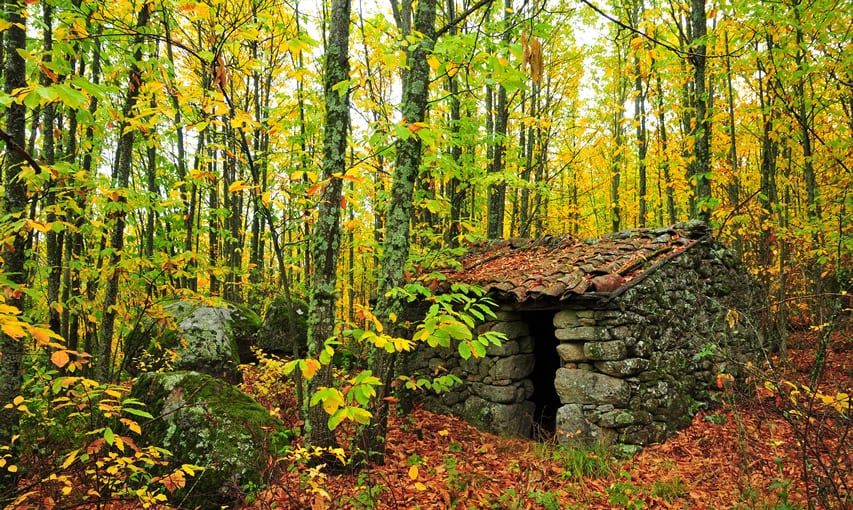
[124, 299, 261, 382]
[257, 294, 308, 356]
[129, 371, 287, 509]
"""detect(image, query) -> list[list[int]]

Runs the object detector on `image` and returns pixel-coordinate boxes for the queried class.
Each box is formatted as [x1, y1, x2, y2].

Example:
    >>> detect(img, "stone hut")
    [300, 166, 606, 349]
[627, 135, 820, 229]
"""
[410, 221, 762, 447]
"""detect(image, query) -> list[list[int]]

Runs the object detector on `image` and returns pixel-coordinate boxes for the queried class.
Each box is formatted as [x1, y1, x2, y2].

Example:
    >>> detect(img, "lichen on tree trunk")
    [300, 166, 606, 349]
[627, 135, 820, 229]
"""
[0, 0, 29, 495]
[306, 0, 351, 452]
[362, 0, 437, 464]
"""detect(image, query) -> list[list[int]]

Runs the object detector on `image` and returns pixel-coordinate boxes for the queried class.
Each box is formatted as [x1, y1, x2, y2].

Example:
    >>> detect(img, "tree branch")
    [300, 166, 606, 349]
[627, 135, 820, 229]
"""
[0, 126, 42, 174]
[436, 0, 495, 38]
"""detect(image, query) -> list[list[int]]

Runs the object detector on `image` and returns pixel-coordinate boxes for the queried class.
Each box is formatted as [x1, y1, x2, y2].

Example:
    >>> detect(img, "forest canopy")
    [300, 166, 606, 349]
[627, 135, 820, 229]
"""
[0, 0, 850, 503]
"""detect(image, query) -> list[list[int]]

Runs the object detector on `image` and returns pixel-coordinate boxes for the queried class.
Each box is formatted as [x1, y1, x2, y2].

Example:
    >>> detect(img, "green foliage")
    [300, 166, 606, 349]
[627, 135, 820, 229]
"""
[404, 281, 506, 359]
[547, 442, 616, 481]
[651, 476, 688, 502]
[704, 413, 729, 425]
[308, 372, 381, 430]
[606, 470, 644, 509]
[3, 358, 199, 507]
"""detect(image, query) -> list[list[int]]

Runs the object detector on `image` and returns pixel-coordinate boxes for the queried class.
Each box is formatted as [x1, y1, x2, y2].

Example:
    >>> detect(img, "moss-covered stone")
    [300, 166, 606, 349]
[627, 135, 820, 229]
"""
[257, 294, 308, 356]
[124, 299, 260, 382]
[130, 371, 287, 509]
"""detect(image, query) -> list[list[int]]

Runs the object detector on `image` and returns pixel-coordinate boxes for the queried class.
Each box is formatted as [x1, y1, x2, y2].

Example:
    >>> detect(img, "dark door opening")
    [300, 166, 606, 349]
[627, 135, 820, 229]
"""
[524, 310, 562, 440]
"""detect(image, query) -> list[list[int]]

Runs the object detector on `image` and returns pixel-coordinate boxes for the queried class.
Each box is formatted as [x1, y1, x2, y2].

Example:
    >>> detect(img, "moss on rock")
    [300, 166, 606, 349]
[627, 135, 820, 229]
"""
[130, 371, 287, 509]
[124, 299, 260, 382]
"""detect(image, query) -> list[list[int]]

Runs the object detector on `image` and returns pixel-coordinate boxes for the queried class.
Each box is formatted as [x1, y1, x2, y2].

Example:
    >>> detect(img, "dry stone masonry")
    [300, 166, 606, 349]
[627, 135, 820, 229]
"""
[412, 313, 538, 437]
[412, 222, 763, 447]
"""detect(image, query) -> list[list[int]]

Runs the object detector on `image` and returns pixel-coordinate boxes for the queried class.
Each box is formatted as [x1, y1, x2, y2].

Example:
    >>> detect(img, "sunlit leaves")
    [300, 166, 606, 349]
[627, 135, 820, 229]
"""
[309, 371, 382, 430]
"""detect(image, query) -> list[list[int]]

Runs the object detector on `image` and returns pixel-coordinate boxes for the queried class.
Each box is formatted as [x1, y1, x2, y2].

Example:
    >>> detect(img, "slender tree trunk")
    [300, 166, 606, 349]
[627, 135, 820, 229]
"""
[519, 82, 539, 237]
[610, 43, 627, 232]
[363, 0, 436, 464]
[306, 0, 351, 453]
[486, 0, 511, 239]
[632, 0, 648, 227]
[793, 13, 818, 223]
[97, 1, 152, 382]
[690, 0, 711, 222]
[163, 15, 194, 290]
[757, 38, 787, 350]
[41, 2, 62, 335]
[208, 146, 222, 294]
[446, 75, 465, 245]
[1, 0, 28, 494]
[724, 32, 740, 214]
[653, 59, 676, 224]
[145, 106, 158, 261]
[67, 30, 102, 361]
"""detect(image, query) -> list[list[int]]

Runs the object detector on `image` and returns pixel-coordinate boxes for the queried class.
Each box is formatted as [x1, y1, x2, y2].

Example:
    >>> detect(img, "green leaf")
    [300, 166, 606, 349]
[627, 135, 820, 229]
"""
[332, 79, 352, 96]
[458, 341, 472, 360]
[121, 407, 154, 419]
[471, 341, 486, 358]
[444, 322, 471, 341]
[393, 123, 412, 140]
[55, 84, 87, 109]
[347, 407, 372, 425]
[71, 76, 105, 98]
[103, 427, 114, 446]
[328, 409, 345, 430]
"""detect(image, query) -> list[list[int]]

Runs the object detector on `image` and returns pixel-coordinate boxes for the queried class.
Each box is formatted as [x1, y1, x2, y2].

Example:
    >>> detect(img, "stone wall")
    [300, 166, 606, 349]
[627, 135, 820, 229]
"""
[412, 312, 537, 437]
[411, 240, 762, 446]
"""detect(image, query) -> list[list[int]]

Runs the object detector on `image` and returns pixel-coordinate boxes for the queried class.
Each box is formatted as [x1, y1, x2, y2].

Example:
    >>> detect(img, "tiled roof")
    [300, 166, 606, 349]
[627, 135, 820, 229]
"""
[431, 221, 711, 304]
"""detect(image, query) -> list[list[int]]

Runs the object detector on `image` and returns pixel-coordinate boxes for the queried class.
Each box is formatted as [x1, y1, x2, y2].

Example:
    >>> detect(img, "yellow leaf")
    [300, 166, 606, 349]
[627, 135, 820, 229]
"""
[303, 358, 320, 379]
[30, 326, 53, 345]
[427, 55, 440, 72]
[0, 304, 21, 315]
[1, 322, 27, 339]
[104, 389, 123, 398]
[726, 309, 740, 329]
[322, 396, 340, 416]
[437, 429, 449, 437]
[261, 190, 271, 207]
[12, 395, 24, 406]
[51, 350, 70, 368]
[414, 482, 427, 491]
[181, 464, 202, 477]
[60, 449, 78, 470]
[123, 418, 141, 435]
[7, 464, 17, 473]
[28, 219, 51, 233]
[228, 180, 252, 193]
[408, 465, 419, 480]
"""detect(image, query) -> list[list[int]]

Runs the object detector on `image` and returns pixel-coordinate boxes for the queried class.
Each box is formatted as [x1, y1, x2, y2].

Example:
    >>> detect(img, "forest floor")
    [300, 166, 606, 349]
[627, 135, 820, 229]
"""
[244, 324, 852, 510]
[10, 324, 849, 509]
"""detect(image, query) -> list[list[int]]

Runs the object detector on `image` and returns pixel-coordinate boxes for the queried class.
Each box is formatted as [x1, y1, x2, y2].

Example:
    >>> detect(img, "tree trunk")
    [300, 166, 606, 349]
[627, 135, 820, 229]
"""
[306, 0, 351, 452]
[632, 0, 648, 227]
[163, 14, 195, 290]
[40, 3, 63, 336]
[724, 32, 740, 217]
[362, 0, 436, 464]
[652, 55, 676, 224]
[610, 43, 627, 232]
[0, 0, 29, 493]
[486, 0, 511, 240]
[96, 1, 152, 382]
[690, 0, 711, 222]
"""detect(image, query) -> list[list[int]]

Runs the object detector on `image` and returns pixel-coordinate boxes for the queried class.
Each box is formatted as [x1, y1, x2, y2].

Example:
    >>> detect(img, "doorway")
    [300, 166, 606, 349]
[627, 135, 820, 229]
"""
[524, 310, 562, 440]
